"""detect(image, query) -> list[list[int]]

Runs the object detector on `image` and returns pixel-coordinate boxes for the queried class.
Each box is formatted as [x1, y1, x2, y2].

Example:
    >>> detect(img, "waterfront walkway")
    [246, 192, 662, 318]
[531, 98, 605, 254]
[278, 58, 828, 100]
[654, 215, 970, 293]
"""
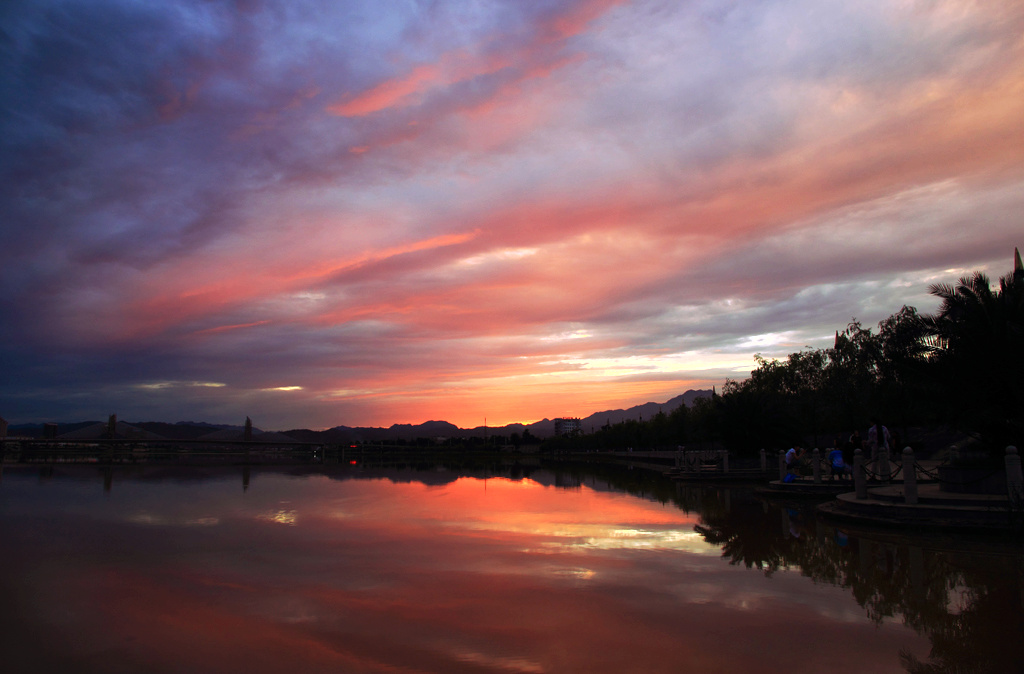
[758, 452, 1023, 531]
[818, 483, 1020, 531]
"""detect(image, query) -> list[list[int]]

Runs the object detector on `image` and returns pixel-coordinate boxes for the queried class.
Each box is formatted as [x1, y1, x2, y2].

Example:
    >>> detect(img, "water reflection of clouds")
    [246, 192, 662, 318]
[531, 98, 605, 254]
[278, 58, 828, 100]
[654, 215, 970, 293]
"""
[127, 512, 220, 527]
[453, 522, 716, 554]
[0, 470, 935, 673]
[451, 650, 546, 673]
[322, 477, 721, 560]
[258, 509, 298, 525]
[546, 566, 596, 581]
[588, 527, 716, 552]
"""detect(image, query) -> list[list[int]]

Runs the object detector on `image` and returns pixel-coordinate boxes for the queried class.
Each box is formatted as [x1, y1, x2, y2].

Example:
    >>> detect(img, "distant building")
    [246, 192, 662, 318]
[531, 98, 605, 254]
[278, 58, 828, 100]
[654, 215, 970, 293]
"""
[554, 417, 582, 437]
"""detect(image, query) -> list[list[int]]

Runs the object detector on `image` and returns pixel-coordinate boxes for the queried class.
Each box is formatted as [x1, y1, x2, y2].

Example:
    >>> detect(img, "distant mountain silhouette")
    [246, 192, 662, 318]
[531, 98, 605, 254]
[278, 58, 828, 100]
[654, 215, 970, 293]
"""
[196, 427, 298, 443]
[58, 421, 165, 440]
[7, 390, 711, 443]
[573, 390, 710, 432]
[283, 420, 462, 444]
[8, 420, 100, 438]
[132, 421, 228, 440]
[283, 389, 711, 442]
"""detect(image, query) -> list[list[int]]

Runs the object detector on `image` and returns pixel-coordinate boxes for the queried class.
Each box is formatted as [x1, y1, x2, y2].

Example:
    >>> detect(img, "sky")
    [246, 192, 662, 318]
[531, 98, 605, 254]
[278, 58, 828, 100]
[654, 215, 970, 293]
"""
[2, 0, 1023, 431]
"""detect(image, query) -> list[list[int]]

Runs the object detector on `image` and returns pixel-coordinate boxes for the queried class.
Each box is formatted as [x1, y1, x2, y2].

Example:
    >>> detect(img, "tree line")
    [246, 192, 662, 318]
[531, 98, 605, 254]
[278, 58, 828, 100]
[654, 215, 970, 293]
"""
[543, 260, 1023, 461]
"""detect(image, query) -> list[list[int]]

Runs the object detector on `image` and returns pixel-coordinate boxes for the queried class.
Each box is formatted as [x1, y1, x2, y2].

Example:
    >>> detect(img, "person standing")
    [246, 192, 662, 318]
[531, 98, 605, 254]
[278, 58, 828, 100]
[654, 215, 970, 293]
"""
[846, 429, 862, 465]
[866, 418, 891, 468]
[849, 429, 863, 455]
[829, 437, 851, 480]
[785, 444, 805, 477]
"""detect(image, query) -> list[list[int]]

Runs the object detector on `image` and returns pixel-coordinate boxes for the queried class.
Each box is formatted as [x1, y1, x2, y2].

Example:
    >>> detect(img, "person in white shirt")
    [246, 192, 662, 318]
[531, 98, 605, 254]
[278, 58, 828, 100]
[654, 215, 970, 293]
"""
[866, 418, 891, 469]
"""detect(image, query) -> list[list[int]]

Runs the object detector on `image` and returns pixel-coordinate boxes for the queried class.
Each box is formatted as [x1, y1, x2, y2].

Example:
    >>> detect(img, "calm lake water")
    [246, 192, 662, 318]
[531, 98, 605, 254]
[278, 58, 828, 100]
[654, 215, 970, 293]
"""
[1, 462, 1021, 673]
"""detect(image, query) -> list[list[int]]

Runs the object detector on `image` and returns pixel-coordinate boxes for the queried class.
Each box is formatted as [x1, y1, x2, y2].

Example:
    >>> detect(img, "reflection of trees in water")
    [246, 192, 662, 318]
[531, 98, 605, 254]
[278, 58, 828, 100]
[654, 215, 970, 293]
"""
[690, 487, 794, 576]
[690, 488, 1024, 674]
[541, 459, 681, 504]
[895, 551, 1024, 674]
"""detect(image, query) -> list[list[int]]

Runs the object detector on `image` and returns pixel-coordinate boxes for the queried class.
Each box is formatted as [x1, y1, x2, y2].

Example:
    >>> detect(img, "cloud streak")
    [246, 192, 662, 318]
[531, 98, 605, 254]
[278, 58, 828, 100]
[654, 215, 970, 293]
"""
[2, 0, 1023, 428]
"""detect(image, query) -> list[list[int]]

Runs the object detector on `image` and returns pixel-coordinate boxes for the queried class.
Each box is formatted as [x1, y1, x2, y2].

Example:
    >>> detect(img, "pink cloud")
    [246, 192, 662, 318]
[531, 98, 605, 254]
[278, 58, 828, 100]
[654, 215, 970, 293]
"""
[193, 320, 272, 336]
[541, 0, 628, 41]
[329, 64, 442, 117]
[327, 0, 623, 123]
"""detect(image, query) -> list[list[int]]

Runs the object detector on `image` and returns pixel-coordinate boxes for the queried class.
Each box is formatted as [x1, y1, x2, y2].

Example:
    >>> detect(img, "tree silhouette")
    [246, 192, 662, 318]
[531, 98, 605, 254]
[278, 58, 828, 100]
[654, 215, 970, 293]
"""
[921, 269, 1024, 454]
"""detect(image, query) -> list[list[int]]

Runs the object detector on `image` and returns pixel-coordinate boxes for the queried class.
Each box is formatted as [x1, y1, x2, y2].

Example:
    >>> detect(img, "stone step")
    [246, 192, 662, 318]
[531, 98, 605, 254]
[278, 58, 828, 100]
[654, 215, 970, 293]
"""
[818, 490, 1021, 531]
[865, 484, 1010, 508]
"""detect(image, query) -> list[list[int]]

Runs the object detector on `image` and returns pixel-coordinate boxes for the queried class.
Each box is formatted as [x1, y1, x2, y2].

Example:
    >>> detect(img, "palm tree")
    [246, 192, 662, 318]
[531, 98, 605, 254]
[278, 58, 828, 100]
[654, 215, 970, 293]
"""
[920, 262, 1024, 454]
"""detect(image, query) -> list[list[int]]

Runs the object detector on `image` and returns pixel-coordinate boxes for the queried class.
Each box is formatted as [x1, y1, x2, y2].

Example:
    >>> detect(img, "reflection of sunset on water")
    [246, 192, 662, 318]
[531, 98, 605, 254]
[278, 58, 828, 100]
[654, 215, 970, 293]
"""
[309, 476, 716, 559]
[0, 467, 952, 673]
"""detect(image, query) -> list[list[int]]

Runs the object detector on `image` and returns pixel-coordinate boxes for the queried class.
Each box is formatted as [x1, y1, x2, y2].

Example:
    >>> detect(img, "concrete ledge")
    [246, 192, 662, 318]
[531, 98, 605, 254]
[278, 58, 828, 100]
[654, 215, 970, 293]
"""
[819, 488, 1023, 531]
[757, 479, 855, 498]
[670, 469, 775, 483]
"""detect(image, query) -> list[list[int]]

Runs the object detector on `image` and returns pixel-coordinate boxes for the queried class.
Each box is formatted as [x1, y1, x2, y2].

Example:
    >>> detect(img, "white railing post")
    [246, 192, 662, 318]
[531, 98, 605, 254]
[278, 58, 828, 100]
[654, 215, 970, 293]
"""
[878, 446, 891, 482]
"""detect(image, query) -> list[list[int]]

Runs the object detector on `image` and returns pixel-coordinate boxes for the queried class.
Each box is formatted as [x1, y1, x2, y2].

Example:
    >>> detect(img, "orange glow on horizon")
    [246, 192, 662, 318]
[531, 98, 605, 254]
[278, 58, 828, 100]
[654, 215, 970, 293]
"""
[319, 376, 715, 429]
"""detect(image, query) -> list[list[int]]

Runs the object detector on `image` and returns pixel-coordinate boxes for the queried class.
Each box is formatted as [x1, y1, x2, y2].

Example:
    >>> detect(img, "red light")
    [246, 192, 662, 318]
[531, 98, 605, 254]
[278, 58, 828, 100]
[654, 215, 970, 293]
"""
[349, 460, 358, 465]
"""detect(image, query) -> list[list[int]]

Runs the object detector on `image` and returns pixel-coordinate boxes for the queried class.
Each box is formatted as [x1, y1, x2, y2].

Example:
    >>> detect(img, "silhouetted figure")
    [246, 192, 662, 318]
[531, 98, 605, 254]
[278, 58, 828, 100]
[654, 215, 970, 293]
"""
[842, 440, 855, 466]
[867, 417, 891, 469]
[829, 437, 851, 480]
[785, 445, 805, 478]
[849, 429, 863, 455]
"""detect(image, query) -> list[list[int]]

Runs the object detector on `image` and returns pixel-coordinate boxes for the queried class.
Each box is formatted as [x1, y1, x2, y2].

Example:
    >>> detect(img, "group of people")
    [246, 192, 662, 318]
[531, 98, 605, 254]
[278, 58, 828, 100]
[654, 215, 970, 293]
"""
[785, 418, 894, 481]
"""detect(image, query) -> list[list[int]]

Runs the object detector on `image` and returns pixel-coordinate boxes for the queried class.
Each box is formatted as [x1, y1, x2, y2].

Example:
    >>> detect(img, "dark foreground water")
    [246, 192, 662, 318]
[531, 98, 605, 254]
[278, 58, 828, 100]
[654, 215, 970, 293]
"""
[1, 463, 1021, 673]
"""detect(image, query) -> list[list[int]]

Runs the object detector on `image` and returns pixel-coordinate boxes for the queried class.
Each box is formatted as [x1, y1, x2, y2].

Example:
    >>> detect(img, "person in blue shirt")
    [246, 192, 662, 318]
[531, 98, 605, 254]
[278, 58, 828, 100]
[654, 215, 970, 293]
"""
[828, 437, 851, 480]
[784, 445, 805, 482]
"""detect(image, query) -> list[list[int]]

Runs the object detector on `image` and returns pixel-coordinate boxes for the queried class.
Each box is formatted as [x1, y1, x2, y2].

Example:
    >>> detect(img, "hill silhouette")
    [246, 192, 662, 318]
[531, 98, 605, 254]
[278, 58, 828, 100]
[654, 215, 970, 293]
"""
[7, 389, 711, 442]
[285, 389, 711, 442]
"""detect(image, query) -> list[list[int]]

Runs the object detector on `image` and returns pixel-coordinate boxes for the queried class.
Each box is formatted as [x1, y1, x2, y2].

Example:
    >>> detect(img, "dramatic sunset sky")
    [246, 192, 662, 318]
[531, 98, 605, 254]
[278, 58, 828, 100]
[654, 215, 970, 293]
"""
[2, 0, 1022, 430]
